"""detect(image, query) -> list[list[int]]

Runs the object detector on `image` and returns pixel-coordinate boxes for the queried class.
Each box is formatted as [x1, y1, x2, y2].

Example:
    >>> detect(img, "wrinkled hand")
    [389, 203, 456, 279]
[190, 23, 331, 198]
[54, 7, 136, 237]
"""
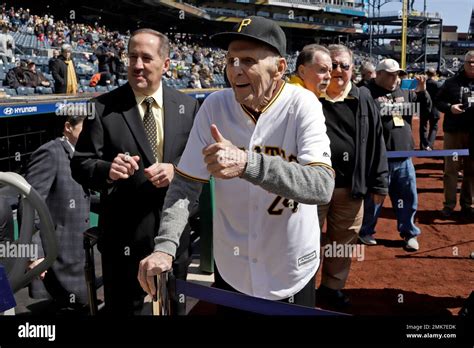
[28, 258, 47, 280]
[371, 193, 386, 206]
[144, 163, 174, 188]
[138, 251, 173, 299]
[451, 104, 465, 115]
[202, 124, 248, 179]
[414, 75, 427, 92]
[108, 153, 140, 181]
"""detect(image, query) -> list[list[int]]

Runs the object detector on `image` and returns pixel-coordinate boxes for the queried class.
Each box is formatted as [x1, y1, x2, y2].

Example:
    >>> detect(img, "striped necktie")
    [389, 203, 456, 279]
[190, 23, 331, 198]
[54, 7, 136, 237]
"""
[143, 96, 159, 162]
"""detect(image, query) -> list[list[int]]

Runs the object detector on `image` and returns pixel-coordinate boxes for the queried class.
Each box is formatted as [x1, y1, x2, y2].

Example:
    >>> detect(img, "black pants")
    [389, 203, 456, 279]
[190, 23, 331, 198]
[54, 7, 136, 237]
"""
[419, 113, 439, 149]
[101, 225, 191, 316]
[213, 264, 316, 315]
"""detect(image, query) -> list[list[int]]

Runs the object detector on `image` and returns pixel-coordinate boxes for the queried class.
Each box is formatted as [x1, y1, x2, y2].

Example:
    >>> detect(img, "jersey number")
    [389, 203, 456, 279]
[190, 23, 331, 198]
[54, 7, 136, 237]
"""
[267, 196, 299, 215]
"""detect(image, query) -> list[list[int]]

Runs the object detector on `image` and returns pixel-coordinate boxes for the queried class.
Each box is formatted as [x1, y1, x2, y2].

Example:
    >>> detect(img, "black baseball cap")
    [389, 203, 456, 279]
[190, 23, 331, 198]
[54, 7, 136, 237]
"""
[211, 16, 286, 56]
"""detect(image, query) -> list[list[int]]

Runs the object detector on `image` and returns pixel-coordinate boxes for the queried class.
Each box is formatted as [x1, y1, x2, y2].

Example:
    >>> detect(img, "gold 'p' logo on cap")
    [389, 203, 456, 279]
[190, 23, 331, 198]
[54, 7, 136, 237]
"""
[237, 18, 252, 33]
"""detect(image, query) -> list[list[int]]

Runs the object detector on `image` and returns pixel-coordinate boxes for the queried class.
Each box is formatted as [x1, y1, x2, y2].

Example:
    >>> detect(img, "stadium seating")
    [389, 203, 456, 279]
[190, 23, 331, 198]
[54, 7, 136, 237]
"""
[16, 87, 35, 96]
[95, 86, 108, 93]
[81, 86, 96, 93]
[3, 88, 17, 96]
[35, 87, 53, 95]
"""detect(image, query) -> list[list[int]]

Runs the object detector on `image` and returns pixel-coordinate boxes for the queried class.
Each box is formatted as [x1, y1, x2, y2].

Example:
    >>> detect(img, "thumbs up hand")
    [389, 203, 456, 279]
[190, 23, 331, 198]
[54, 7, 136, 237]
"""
[202, 124, 248, 179]
[210, 123, 228, 144]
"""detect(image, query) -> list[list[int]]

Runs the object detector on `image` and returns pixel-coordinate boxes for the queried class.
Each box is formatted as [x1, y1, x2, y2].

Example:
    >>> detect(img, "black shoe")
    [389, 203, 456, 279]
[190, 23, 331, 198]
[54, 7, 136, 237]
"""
[439, 207, 453, 219]
[459, 291, 474, 318]
[461, 207, 474, 218]
[317, 285, 350, 308]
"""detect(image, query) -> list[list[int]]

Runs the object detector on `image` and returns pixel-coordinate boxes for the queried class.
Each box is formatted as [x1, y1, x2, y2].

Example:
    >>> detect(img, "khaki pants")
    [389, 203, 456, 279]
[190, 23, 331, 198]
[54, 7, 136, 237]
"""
[318, 188, 364, 290]
[443, 132, 474, 210]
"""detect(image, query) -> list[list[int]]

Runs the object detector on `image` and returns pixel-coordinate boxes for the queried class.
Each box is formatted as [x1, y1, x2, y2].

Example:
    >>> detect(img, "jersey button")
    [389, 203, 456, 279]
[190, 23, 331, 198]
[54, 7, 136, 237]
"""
[252, 258, 258, 263]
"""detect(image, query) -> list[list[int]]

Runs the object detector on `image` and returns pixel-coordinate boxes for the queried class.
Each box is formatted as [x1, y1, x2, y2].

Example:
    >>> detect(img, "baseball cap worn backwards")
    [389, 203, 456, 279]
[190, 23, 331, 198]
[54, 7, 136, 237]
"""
[376, 58, 406, 74]
[211, 16, 287, 56]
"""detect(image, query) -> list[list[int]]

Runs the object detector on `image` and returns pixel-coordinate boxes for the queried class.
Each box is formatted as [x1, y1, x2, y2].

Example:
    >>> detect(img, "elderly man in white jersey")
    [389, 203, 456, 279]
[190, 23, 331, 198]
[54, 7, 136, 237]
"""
[138, 16, 334, 310]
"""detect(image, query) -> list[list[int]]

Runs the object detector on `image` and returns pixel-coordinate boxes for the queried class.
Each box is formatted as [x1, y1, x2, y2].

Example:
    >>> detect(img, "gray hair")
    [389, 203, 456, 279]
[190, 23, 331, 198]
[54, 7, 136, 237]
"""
[360, 61, 375, 73]
[327, 44, 353, 62]
[128, 28, 170, 59]
[61, 44, 72, 53]
[465, 50, 474, 60]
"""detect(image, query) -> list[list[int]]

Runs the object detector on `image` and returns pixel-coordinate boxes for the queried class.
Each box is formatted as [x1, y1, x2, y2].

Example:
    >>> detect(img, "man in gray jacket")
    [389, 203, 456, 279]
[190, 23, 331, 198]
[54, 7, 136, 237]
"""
[26, 115, 90, 313]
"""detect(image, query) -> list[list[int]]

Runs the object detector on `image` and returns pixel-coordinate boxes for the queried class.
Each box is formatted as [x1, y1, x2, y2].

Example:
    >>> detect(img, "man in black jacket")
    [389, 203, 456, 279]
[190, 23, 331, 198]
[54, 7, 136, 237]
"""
[419, 68, 440, 150]
[23, 60, 50, 88]
[50, 44, 77, 94]
[5, 60, 28, 89]
[291, 44, 388, 307]
[360, 59, 431, 251]
[95, 39, 117, 86]
[436, 51, 474, 219]
[71, 29, 199, 315]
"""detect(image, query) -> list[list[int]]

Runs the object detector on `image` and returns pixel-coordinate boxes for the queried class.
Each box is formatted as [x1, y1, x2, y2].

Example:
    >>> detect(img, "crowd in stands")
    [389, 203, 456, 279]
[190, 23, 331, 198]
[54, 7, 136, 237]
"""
[0, 4, 231, 95]
[0, 3, 465, 97]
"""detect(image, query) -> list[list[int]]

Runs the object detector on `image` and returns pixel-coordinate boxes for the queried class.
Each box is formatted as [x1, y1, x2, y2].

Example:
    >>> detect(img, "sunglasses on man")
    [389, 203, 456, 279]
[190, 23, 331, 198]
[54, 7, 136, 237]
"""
[332, 62, 351, 71]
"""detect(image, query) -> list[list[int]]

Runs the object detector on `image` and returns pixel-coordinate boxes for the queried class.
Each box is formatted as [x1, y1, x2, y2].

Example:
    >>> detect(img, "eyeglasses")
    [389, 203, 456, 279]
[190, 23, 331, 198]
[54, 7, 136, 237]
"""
[332, 62, 351, 71]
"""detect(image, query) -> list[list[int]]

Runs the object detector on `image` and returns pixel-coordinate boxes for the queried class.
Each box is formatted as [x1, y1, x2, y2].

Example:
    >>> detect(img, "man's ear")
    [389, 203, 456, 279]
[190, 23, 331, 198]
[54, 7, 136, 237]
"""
[64, 121, 73, 135]
[297, 64, 305, 79]
[276, 57, 287, 80]
[162, 57, 171, 74]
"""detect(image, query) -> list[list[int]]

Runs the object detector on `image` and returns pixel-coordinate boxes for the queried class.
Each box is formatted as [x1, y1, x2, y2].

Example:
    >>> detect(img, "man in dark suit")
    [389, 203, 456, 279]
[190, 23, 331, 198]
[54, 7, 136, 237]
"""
[419, 68, 440, 150]
[71, 29, 199, 315]
[26, 115, 90, 312]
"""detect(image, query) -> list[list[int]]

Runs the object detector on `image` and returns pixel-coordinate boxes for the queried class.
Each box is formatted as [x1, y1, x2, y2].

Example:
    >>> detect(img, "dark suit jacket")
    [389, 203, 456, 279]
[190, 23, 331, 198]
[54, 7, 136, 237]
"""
[426, 78, 441, 119]
[50, 55, 76, 94]
[71, 83, 199, 312]
[26, 138, 91, 305]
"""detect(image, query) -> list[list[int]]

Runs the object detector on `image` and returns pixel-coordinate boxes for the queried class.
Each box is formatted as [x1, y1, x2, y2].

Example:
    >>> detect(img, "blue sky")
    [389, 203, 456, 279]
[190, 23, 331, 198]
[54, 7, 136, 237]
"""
[379, 0, 473, 32]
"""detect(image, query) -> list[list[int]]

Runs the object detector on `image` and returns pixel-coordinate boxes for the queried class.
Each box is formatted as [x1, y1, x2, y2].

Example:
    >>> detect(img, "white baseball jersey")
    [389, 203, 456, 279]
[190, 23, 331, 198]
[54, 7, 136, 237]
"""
[177, 82, 332, 300]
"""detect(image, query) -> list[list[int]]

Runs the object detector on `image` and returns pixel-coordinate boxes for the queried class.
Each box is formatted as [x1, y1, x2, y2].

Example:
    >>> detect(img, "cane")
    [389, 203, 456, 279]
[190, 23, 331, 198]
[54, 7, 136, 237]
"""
[152, 271, 172, 316]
